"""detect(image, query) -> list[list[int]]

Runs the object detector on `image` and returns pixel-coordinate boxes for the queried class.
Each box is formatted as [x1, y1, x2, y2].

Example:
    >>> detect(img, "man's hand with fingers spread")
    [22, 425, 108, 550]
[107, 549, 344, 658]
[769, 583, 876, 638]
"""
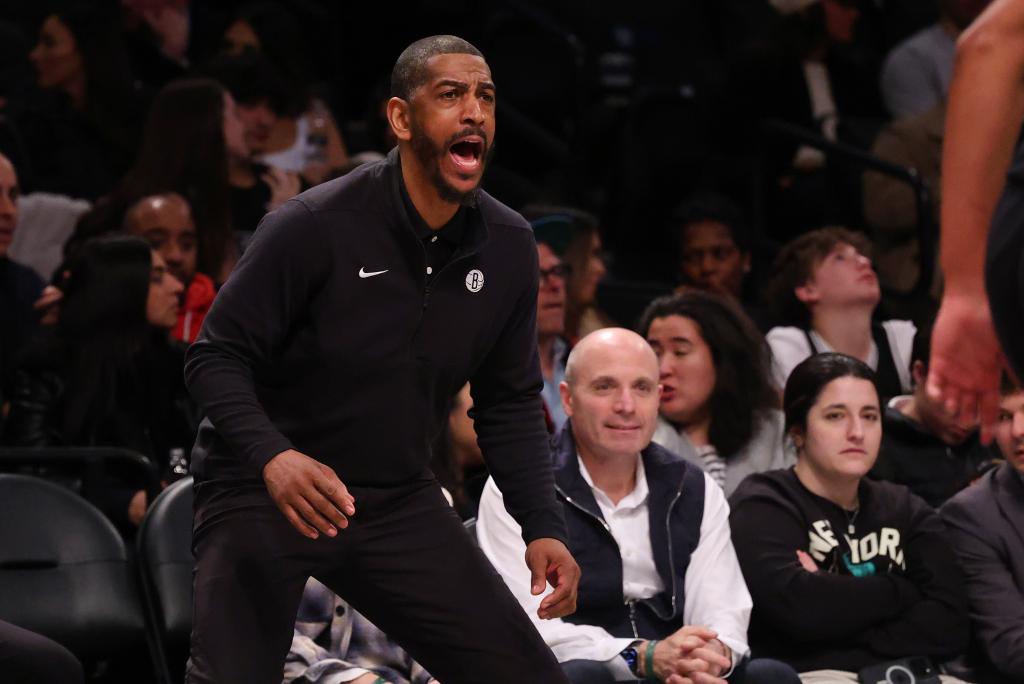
[263, 449, 356, 539]
[524, 538, 580, 619]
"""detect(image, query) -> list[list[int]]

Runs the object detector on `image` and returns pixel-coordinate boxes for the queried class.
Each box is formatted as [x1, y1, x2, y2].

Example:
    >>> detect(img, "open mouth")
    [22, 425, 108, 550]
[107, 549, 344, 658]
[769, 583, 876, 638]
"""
[448, 136, 484, 172]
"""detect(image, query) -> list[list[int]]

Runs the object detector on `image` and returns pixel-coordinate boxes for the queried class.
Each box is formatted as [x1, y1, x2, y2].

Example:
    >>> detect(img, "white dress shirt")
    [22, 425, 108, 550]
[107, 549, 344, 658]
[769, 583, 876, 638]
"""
[476, 453, 752, 681]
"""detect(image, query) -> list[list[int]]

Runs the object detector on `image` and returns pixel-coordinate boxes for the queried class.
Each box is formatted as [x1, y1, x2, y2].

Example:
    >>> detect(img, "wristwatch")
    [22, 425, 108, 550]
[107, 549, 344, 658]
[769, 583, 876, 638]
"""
[620, 646, 640, 675]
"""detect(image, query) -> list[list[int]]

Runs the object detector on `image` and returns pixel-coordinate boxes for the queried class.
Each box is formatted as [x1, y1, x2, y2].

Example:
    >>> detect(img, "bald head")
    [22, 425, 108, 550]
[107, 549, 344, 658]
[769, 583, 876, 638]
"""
[124, 193, 197, 283]
[565, 328, 658, 388]
[561, 328, 662, 463]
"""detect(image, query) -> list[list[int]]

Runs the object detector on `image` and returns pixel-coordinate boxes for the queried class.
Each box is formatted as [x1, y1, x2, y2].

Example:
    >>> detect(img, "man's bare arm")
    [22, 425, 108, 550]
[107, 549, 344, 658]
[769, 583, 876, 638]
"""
[928, 0, 1024, 437]
[940, 0, 1024, 295]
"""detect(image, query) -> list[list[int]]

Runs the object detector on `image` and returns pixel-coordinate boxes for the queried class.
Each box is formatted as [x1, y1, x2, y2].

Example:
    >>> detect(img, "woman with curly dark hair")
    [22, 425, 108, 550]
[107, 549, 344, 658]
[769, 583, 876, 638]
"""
[639, 291, 793, 495]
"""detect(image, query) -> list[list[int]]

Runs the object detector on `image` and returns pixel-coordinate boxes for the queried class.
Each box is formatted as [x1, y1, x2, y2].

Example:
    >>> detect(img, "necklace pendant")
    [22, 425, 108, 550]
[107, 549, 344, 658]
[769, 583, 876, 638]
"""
[847, 524, 855, 535]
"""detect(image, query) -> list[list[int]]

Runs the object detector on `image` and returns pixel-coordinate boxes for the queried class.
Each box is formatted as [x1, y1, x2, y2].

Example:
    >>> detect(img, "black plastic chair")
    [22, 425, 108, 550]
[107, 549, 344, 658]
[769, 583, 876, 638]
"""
[136, 476, 194, 684]
[0, 473, 147, 662]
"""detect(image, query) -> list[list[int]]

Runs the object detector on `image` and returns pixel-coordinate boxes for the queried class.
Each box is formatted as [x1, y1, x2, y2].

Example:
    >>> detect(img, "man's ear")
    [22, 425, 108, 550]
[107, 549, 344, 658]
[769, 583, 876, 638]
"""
[386, 96, 413, 142]
[559, 381, 573, 418]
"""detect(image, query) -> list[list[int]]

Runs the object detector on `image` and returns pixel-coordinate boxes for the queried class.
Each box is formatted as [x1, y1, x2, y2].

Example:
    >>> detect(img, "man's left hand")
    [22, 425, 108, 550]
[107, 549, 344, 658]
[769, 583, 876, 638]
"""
[524, 538, 580, 620]
[678, 638, 731, 679]
[926, 291, 1005, 443]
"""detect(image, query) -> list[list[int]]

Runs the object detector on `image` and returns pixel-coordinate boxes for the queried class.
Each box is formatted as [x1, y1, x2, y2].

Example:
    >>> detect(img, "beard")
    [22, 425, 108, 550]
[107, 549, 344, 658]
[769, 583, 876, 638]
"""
[408, 114, 494, 207]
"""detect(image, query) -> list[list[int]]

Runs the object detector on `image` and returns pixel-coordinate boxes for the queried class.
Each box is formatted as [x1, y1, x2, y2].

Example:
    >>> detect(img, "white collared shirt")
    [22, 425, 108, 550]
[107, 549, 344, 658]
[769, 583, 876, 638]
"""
[476, 452, 752, 681]
[577, 455, 664, 601]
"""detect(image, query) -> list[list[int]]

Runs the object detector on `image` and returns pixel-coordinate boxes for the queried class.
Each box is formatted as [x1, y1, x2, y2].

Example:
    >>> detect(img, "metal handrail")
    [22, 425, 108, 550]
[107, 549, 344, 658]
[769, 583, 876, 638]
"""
[0, 447, 163, 503]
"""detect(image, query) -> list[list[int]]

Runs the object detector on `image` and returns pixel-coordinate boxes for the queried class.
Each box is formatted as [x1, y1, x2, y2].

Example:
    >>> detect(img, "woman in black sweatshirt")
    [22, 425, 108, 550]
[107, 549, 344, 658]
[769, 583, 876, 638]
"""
[729, 353, 969, 680]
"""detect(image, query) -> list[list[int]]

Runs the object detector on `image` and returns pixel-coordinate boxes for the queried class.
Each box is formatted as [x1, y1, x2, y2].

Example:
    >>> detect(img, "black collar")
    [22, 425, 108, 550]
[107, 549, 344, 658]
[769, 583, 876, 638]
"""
[396, 155, 468, 247]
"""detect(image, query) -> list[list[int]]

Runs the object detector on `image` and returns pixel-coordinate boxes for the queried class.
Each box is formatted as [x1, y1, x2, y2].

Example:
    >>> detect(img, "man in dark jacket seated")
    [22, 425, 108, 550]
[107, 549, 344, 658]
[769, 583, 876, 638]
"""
[871, 324, 1000, 507]
[0, 152, 46, 418]
[941, 376, 1024, 683]
[477, 328, 798, 684]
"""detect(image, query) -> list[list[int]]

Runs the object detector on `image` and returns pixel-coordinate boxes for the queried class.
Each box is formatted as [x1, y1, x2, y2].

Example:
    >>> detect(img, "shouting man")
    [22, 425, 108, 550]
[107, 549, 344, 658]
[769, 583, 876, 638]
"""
[184, 35, 579, 684]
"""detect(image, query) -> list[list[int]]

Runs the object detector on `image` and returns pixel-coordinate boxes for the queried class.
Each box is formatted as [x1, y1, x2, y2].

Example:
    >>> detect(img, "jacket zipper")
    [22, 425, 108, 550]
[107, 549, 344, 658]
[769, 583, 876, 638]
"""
[556, 480, 685, 623]
[660, 486, 684, 620]
[558, 487, 615, 536]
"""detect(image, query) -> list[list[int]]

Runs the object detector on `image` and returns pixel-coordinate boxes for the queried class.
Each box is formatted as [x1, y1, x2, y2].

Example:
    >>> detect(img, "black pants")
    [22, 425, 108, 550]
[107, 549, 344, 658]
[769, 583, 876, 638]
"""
[0, 619, 83, 684]
[186, 476, 568, 684]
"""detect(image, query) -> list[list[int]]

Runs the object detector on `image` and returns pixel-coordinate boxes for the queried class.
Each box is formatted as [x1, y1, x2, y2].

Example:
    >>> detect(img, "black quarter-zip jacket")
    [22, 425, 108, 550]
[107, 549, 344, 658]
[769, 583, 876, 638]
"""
[184, 149, 567, 544]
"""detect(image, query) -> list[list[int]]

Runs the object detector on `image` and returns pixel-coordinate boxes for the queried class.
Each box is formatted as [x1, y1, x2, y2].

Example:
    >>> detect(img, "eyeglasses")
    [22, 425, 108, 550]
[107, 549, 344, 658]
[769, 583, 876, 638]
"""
[539, 263, 572, 282]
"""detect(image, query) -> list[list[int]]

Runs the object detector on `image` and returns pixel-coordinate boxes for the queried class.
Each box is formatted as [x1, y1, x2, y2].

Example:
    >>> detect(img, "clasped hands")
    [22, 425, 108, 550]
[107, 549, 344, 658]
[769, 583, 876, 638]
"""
[640, 626, 732, 684]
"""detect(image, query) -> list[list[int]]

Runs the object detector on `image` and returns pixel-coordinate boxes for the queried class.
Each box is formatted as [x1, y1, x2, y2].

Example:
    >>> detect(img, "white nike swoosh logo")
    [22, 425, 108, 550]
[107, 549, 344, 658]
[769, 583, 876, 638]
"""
[358, 268, 389, 278]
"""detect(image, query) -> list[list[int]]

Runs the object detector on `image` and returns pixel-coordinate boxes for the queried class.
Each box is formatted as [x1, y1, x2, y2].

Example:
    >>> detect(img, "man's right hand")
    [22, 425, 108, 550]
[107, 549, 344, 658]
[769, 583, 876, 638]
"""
[263, 449, 356, 539]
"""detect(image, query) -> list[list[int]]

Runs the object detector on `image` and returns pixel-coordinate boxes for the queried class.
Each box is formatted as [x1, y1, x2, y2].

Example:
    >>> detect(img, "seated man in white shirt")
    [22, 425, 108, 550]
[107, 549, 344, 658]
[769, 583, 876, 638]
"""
[763, 227, 915, 400]
[476, 328, 799, 684]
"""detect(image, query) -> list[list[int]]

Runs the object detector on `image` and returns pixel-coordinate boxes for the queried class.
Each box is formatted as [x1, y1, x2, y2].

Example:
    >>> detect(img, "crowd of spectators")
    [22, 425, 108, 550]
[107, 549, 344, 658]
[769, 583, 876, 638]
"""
[0, 0, 1022, 683]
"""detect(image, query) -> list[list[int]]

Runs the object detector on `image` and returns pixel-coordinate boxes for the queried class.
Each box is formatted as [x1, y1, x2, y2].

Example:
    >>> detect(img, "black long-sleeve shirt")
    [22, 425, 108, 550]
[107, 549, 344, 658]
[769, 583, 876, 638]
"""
[872, 406, 999, 508]
[184, 149, 566, 544]
[729, 468, 969, 672]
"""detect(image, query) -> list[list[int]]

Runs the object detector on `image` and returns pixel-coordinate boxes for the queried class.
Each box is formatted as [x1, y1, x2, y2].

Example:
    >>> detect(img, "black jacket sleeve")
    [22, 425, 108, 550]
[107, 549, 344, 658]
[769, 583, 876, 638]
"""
[2, 368, 63, 447]
[184, 199, 332, 472]
[468, 229, 566, 545]
[860, 498, 970, 659]
[940, 495, 1023, 677]
[731, 494, 923, 643]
